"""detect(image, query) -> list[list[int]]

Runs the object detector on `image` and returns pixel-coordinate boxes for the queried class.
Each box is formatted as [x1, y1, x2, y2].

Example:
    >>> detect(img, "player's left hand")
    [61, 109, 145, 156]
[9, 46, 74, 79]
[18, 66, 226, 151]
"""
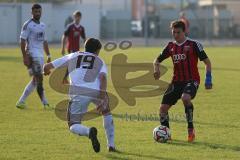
[205, 71, 212, 89]
[153, 70, 160, 80]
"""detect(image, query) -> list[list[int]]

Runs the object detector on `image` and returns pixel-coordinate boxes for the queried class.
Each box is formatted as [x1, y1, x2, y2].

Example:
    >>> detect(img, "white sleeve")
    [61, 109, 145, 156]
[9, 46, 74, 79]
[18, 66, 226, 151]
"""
[52, 53, 77, 68]
[100, 63, 107, 76]
[20, 23, 30, 40]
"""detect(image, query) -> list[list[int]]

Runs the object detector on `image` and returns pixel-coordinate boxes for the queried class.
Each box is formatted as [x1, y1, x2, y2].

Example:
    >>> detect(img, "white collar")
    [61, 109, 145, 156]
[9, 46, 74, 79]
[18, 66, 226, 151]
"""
[174, 37, 188, 46]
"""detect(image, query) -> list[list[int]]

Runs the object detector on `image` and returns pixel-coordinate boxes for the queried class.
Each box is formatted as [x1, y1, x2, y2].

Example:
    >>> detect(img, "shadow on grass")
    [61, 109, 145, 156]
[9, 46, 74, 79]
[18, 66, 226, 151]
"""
[105, 149, 177, 160]
[169, 139, 240, 152]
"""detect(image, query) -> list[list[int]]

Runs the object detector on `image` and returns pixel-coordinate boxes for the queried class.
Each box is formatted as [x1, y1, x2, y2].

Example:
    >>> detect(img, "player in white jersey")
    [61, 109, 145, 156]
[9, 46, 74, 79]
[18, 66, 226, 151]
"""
[16, 4, 51, 109]
[43, 38, 116, 153]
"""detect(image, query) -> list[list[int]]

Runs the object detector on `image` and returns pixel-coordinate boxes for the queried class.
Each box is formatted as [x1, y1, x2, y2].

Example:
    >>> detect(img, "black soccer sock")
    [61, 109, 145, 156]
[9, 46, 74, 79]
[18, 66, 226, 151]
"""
[160, 112, 170, 128]
[185, 104, 194, 129]
[37, 82, 44, 101]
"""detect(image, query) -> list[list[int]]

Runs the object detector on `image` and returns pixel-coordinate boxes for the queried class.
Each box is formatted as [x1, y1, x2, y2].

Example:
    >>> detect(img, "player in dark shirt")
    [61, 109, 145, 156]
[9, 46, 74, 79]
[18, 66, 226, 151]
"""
[153, 20, 212, 142]
[61, 11, 86, 84]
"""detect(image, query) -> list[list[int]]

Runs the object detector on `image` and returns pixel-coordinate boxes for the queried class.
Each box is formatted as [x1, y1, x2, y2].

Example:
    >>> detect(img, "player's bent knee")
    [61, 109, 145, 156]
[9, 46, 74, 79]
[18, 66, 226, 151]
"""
[102, 111, 111, 116]
[34, 74, 43, 82]
[160, 104, 170, 113]
[69, 124, 79, 134]
[102, 107, 111, 116]
[181, 94, 191, 105]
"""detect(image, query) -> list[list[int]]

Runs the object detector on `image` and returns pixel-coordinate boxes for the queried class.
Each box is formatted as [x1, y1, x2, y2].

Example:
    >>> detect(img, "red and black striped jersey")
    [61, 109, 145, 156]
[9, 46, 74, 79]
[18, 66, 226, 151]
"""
[64, 23, 86, 53]
[157, 38, 208, 84]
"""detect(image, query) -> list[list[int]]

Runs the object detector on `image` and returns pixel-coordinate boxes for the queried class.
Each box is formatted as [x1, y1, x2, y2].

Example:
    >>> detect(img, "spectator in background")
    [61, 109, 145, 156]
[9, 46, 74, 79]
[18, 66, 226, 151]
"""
[61, 10, 86, 84]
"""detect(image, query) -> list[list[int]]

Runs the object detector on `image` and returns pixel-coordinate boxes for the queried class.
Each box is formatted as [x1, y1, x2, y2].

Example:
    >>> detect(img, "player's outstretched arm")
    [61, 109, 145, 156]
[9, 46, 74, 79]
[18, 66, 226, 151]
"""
[43, 53, 74, 76]
[203, 58, 212, 89]
[153, 58, 161, 80]
[43, 41, 51, 63]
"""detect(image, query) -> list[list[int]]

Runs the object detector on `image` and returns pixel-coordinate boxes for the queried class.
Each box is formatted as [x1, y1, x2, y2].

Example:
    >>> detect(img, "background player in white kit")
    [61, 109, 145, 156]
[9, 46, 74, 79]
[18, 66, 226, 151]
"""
[43, 38, 115, 153]
[16, 4, 51, 109]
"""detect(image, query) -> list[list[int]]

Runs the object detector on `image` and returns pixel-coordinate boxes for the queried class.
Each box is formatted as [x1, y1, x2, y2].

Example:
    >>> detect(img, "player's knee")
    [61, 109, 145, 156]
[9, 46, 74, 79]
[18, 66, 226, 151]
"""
[69, 124, 79, 134]
[32, 77, 37, 85]
[34, 74, 43, 83]
[102, 107, 111, 116]
[181, 94, 191, 105]
[160, 104, 170, 113]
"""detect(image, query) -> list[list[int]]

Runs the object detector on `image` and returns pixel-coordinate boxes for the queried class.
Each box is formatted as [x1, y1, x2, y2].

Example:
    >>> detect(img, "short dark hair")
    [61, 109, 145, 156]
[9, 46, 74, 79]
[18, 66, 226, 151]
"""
[85, 38, 102, 53]
[73, 10, 82, 17]
[32, 3, 42, 10]
[170, 20, 185, 32]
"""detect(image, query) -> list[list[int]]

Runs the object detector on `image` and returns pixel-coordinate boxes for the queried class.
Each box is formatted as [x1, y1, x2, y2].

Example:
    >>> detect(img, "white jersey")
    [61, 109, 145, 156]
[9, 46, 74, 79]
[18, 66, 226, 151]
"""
[52, 51, 107, 100]
[20, 19, 47, 58]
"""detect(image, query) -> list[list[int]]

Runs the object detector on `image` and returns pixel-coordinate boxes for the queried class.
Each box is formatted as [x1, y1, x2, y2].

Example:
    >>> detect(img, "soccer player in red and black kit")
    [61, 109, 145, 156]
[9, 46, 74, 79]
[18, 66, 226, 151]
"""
[153, 20, 212, 142]
[61, 10, 86, 83]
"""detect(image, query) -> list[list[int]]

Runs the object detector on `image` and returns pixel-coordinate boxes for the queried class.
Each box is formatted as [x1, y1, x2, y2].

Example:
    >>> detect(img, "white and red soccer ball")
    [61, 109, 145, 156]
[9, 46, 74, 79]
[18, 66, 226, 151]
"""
[153, 125, 171, 143]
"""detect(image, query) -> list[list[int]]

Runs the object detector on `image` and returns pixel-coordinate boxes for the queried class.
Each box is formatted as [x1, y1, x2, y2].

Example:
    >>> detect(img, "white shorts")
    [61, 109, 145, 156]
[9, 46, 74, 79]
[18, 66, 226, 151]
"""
[67, 93, 109, 126]
[29, 57, 44, 76]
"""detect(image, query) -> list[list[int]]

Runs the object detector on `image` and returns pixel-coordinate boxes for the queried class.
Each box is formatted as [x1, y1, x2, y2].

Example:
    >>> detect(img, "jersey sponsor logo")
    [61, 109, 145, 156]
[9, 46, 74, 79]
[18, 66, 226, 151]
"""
[37, 32, 44, 41]
[173, 54, 186, 63]
[73, 31, 80, 37]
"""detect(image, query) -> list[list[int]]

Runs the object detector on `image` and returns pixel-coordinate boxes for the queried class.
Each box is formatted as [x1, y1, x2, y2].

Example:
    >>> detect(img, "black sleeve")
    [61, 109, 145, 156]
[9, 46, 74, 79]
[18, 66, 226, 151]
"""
[81, 26, 86, 39]
[64, 25, 71, 36]
[194, 41, 208, 61]
[156, 43, 170, 63]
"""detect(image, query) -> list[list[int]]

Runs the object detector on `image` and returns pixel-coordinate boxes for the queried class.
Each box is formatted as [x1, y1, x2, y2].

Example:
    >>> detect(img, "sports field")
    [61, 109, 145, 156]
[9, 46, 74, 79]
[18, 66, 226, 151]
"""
[0, 46, 239, 160]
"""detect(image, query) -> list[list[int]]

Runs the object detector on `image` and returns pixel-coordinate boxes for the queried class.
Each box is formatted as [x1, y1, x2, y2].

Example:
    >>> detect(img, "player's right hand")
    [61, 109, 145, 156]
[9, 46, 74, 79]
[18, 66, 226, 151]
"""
[153, 71, 160, 80]
[23, 55, 30, 67]
[43, 64, 51, 76]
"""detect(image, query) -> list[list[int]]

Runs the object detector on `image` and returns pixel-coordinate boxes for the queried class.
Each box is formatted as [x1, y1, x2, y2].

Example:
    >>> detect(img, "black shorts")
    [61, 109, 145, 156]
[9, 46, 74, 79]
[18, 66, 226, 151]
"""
[161, 81, 199, 106]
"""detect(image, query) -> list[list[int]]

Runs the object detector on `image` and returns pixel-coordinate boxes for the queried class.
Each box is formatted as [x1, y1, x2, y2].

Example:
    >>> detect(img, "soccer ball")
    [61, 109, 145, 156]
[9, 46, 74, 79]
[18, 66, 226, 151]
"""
[153, 125, 171, 143]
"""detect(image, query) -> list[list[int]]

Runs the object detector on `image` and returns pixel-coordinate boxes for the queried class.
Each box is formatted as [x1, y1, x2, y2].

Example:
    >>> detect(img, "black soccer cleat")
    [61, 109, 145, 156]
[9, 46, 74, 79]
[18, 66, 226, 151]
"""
[108, 146, 116, 152]
[89, 127, 100, 153]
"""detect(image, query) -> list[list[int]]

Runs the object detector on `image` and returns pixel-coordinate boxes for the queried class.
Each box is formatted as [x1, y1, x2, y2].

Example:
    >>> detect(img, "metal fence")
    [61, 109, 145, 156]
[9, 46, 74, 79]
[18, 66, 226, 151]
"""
[0, 0, 240, 46]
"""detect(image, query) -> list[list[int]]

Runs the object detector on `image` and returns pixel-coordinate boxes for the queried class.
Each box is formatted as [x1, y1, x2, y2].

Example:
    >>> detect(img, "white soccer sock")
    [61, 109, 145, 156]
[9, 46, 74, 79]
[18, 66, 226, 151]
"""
[69, 124, 90, 137]
[103, 114, 115, 147]
[19, 80, 36, 103]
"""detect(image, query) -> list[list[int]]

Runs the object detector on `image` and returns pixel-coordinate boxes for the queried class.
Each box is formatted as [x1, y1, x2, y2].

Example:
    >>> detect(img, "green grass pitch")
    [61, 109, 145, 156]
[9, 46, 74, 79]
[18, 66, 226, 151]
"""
[0, 46, 239, 160]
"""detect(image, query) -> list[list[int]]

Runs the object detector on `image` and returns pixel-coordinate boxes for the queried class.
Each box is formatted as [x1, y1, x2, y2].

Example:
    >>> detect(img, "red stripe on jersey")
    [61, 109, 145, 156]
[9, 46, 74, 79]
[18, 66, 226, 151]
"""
[185, 41, 192, 80]
[180, 44, 186, 81]
[172, 44, 181, 81]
